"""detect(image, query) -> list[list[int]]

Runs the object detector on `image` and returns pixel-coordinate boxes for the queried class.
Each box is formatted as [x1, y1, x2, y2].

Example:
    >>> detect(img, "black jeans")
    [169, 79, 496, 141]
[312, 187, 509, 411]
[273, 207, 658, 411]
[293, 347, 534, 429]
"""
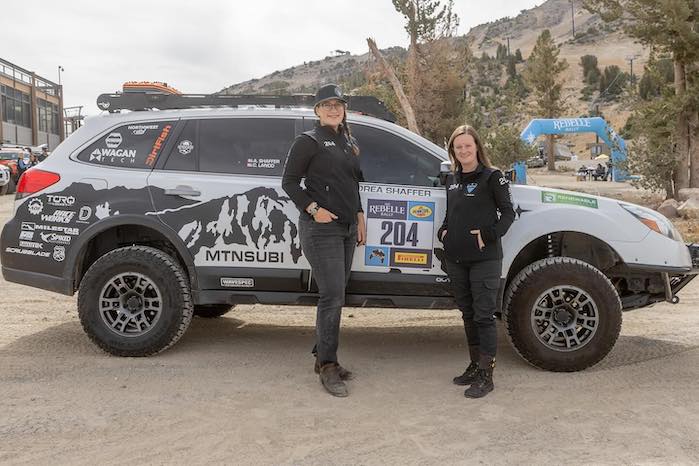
[445, 258, 501, 359]
[299, 217, 357, 364]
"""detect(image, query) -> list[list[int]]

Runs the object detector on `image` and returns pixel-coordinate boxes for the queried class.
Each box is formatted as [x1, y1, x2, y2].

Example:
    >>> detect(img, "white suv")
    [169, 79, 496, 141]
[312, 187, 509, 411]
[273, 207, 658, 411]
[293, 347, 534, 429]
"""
[1, 92, 696, 371]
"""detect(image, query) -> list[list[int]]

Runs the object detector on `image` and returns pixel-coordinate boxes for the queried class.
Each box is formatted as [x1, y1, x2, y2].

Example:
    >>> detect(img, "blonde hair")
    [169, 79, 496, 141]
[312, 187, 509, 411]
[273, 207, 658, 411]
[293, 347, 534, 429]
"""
[447, 125, 491, 173]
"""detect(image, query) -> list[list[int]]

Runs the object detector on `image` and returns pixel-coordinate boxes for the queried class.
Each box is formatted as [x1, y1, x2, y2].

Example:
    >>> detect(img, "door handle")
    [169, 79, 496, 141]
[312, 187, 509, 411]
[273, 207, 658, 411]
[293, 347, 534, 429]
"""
[164, 185, 201, 197]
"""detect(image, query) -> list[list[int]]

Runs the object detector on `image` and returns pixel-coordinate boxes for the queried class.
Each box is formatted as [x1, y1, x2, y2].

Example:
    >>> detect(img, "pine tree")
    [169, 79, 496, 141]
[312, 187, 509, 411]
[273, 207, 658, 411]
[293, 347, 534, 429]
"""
[523, 29, 569, 170]
[584, 0, 699, 190]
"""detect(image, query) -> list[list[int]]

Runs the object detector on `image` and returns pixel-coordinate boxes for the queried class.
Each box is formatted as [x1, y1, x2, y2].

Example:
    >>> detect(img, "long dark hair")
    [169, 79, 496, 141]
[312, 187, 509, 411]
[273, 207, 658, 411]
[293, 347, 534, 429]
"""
[447, 125, 491, 173]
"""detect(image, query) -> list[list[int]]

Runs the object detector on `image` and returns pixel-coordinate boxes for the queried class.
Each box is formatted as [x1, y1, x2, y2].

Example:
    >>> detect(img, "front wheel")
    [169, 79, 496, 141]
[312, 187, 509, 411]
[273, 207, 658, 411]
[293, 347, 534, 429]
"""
[503, 257, 622, 372]
[78, 245, 193, 356]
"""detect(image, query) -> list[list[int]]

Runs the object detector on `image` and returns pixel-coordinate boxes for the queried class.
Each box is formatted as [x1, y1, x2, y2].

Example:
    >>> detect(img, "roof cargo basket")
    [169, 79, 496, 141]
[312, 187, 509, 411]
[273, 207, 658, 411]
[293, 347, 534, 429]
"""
[96, 88, 396, 122]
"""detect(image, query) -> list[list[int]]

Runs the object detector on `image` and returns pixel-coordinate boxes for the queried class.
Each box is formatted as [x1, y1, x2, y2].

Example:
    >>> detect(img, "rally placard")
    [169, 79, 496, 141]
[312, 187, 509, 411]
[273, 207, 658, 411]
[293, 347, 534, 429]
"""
[364, 199, 435, 269]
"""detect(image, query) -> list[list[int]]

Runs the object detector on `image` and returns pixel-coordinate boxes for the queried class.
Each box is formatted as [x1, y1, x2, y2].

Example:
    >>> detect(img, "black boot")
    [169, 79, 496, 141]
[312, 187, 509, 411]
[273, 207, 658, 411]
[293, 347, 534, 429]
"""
[453, 345, 480, 385]
[464, 358, 495, 398]
[319, 363, 348, 397]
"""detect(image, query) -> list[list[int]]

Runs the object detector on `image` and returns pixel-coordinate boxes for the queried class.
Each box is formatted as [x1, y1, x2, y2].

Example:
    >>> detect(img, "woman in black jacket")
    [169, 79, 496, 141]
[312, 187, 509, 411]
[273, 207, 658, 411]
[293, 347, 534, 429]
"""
[437, 125, 515, 398]
[281, 84, 366, 397]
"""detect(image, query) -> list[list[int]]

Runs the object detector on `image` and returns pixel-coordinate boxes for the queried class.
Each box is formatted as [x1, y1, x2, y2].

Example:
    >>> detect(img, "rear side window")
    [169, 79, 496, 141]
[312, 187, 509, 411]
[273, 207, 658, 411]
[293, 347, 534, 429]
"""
[198, 118, 295, 176]
[77, 121, 175, 168]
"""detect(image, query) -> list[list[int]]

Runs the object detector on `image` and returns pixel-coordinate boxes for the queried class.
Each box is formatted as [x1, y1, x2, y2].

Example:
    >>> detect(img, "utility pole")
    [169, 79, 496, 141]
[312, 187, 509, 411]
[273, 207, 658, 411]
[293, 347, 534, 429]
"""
[625, 54, 640, 85]
[570, 0, 575, 37]
[58, 65, 64, 86]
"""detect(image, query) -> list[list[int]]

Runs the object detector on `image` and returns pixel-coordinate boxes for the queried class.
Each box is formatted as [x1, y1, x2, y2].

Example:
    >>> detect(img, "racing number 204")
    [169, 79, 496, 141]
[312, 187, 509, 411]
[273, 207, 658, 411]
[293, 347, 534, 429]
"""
[380, 221, 418, 247]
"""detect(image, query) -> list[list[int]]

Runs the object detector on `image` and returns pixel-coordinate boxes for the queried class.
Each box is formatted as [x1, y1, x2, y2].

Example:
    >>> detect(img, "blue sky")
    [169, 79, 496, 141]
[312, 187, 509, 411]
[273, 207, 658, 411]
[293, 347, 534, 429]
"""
[2, 0, 542, 114]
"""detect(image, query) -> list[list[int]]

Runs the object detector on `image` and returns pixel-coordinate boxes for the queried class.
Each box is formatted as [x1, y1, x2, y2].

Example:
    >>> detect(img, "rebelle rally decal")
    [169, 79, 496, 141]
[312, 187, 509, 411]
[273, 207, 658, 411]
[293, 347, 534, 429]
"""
[364, 198, 435, 269]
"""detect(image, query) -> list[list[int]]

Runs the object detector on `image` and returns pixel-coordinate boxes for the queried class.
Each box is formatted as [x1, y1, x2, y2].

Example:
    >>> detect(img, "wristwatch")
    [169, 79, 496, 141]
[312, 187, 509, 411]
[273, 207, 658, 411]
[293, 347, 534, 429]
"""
[307, 202, 320, 216]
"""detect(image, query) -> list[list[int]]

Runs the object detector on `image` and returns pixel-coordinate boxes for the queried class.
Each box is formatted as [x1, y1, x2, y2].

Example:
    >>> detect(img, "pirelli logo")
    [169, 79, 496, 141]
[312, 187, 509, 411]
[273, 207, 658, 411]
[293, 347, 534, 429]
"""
[389, 248, 432, 268]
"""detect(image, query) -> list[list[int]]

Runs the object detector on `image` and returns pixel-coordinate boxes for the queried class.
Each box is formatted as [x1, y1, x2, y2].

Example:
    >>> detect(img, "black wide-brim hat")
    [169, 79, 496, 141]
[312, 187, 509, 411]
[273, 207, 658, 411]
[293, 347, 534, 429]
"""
[314, 84, 347, 107]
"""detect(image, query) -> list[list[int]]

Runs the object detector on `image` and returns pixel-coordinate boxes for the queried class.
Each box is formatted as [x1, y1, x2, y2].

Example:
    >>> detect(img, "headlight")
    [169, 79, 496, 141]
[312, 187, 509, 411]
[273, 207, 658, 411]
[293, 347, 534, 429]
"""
[619, 203, 683, 242]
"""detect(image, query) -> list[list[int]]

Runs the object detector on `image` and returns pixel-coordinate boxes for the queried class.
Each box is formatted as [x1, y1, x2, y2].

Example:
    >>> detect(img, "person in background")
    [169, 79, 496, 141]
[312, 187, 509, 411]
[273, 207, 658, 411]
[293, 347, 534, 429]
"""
[39, 147, 49, 162]
[438, 125, 515, 398]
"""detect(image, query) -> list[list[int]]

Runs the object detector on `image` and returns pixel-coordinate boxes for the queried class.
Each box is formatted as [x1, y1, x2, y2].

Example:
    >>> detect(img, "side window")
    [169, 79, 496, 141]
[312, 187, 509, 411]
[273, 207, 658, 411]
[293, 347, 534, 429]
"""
[77, 121, 175, 168]
[198, 118, 295, 176]
[351, 124, 441, 187]
[164, 120, 197, 171]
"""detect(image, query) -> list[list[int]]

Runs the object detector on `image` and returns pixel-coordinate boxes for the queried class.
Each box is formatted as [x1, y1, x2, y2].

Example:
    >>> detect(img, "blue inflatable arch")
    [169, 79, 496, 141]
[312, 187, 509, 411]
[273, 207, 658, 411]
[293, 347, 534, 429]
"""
[516, 117, 628, 182]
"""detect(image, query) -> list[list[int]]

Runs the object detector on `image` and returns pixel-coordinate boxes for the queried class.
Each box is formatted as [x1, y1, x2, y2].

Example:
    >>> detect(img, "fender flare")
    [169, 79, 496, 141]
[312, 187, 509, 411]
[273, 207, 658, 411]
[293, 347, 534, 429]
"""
[64, 214, 197, 292]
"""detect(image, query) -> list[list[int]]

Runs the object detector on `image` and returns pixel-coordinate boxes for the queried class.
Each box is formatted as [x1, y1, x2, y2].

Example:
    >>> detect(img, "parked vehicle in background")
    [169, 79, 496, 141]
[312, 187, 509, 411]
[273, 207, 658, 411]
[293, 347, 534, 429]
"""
[0, 146, 25, 194]
[0, 165, 10, 195]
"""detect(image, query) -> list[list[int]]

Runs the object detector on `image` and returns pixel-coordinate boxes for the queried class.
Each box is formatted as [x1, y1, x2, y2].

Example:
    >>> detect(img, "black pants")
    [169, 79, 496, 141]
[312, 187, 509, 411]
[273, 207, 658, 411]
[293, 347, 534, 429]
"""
[445, 258, 501, 359]
[299, 217, 357, 364]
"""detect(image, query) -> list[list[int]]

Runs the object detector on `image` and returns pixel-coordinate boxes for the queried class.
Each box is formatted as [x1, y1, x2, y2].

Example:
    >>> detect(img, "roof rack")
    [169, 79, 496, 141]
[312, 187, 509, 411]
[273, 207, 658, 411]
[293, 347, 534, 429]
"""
[95, 91, 396, 122]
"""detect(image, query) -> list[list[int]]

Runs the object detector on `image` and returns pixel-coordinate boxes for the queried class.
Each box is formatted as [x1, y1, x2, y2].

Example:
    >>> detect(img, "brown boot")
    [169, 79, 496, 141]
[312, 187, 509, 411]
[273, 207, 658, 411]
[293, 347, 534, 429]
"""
[319, 363, 348, 397]
[314, 357, 354, 380]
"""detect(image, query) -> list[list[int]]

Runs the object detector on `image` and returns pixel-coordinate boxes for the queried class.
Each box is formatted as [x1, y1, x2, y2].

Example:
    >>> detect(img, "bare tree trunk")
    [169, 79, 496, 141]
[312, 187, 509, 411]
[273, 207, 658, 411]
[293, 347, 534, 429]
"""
[546, 135, 556, 171]
[674, 59, 690, 190]
[689, 109, 699, 187]
[367, 37, 421, 135]
[406, 1, 419, 103]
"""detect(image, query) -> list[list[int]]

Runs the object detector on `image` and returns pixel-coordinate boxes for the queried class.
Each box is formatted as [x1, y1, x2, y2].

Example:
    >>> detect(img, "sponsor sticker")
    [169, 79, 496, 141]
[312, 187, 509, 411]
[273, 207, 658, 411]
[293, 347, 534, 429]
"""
[367, 199, 407, 220]
[41, 210, 76, 224]
[128, 124, 159, 135]
[46, 195, 76, 207]
[78, 206, 92, 223]
[541, 191, 598, 209]
[90, 148, 137, 163]
[19, 240, 43, 249]
[408, 202, 434, 222]
[177, 140, 194, 155]
[28, 198, 44, 215]
[390, 248, 432, 268]
[220, 277, 254, 288]
[40, 232, 71, 244]
[21, 222, 79, 235]
[145, 124, 172, 166]
[105, 132, 123, 148]
[365, 245, 389, 267]
[53, 245, 66, 262]
[5, 246, 50, 258]
[19, 231, 34, 240]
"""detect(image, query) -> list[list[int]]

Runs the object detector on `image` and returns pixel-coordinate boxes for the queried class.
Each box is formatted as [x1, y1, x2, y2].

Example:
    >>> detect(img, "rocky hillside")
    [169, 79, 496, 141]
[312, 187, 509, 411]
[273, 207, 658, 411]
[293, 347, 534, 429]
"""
[220, 0, 646, 155]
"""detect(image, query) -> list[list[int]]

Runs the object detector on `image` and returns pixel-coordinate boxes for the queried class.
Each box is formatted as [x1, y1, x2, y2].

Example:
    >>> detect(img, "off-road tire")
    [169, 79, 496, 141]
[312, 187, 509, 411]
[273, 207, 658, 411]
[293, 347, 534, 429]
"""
[193, 304, 235, 318]
[78, 245, 193, 356]
[6, 176, 16, 194]
[503, 257, 622, 372]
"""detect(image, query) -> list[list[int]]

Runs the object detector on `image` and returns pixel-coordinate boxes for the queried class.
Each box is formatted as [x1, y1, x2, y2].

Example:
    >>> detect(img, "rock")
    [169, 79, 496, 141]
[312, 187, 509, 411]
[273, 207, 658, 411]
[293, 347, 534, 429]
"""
[677, 198, 699, 219]
[677, 188, 699, 201]
[658, 199, 679, 218]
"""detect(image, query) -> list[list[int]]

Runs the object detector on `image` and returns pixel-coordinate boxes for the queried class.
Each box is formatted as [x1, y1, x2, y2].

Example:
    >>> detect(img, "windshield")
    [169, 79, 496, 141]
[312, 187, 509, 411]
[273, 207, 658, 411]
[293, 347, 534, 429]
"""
[0, 152, 21, 161]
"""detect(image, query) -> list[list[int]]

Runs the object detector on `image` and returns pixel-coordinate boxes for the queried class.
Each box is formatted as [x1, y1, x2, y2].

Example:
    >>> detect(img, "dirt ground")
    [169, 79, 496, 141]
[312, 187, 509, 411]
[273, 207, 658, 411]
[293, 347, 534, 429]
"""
[1, 182, 699, 465]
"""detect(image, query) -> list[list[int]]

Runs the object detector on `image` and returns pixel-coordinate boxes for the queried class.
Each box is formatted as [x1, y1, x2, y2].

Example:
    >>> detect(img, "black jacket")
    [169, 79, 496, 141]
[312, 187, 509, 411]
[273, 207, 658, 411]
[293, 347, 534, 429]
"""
[282, 124, 363, 225]
[437, 164, 515, 262]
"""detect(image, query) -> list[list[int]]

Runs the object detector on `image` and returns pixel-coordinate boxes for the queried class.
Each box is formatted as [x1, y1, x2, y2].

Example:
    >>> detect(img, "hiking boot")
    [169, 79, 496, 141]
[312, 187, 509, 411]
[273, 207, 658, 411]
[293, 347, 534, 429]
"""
[314, 357, 354, 380]
[453, 361, 479, 386]
[319, 363, 348, 397]
[464, 359, 495, 399]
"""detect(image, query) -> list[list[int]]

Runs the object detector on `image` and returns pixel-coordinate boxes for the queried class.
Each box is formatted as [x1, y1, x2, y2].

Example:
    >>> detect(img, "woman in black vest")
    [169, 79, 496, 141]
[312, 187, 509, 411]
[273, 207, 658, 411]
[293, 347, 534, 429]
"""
[437, 125, 515, 398]
[282, 84, 366, 397]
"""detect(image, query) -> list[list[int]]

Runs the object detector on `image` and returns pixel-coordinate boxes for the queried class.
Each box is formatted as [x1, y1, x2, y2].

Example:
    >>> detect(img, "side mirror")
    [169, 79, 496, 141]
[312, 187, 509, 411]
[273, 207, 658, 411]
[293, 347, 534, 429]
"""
[439, 160, 451, 186]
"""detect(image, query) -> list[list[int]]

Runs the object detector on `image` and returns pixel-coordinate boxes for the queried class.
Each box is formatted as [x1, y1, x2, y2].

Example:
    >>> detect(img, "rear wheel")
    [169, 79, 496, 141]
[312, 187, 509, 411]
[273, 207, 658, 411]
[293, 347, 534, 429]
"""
[78, 245, 193, 356]
[503, 257, 622, 372]
[193, 304, 235, 318]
